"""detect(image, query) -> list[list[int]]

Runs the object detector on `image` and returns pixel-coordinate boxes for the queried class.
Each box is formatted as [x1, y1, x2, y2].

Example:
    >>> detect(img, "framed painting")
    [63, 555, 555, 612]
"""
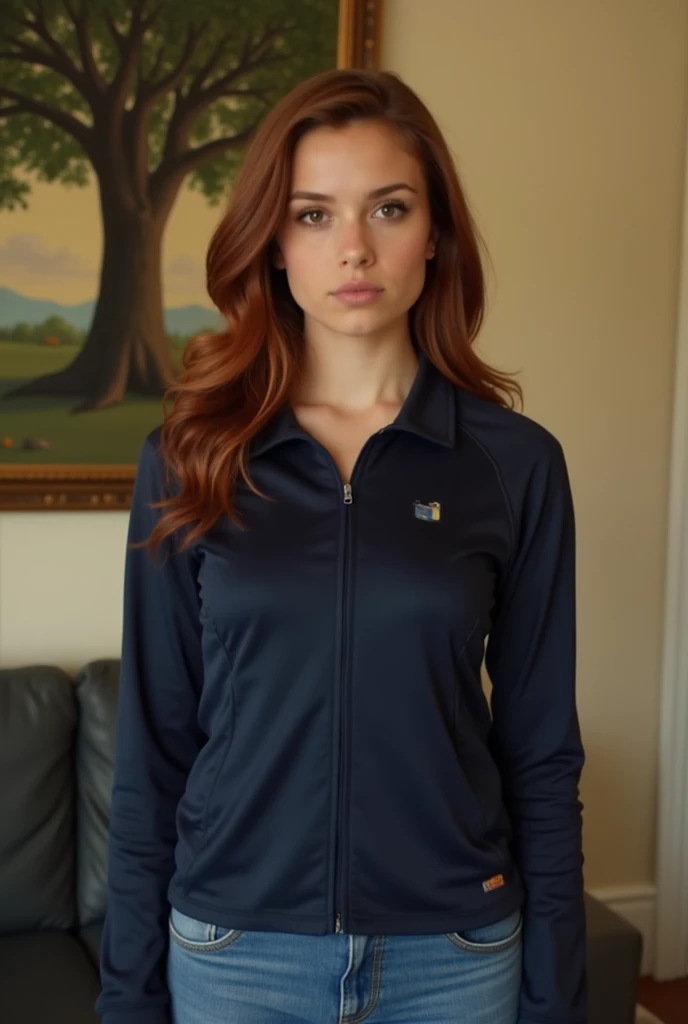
[0, 0, 383, 510]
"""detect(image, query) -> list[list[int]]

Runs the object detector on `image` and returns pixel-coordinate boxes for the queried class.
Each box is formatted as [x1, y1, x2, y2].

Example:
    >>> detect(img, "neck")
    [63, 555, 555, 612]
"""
[292, 333, 419, 415]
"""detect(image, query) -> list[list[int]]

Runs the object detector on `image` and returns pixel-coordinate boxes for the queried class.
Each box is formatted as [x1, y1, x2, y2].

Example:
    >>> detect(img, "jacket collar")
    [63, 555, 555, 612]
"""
[249, 347, 456, 459]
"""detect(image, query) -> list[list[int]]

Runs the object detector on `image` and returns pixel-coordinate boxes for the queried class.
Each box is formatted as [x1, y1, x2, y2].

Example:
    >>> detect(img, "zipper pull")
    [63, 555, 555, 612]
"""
[335, 913, 342, 933]
[343, 484, 353, 505]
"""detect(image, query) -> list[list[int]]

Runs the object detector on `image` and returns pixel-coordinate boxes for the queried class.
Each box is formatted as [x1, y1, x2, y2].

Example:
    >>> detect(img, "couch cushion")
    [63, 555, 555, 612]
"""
[75, 659, 120, 927]
[0, 666, 76, 932]
[79, 920, 103, 971]
[585, 892, 643, 1024]
[0, 931, 100, 1023]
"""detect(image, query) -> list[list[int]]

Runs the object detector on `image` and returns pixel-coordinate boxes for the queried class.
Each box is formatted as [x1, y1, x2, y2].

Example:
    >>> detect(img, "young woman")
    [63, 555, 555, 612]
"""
[96, 68, 587, 1024]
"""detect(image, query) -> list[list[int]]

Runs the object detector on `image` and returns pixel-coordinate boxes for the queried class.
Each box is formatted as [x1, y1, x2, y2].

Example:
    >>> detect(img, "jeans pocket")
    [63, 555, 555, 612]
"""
[168, 905, 243, 953]
[444, 908, 523, 954]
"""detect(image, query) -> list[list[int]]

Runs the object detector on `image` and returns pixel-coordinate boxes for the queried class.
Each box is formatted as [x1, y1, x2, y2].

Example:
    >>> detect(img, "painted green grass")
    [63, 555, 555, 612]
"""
[0, 341, 182, 463]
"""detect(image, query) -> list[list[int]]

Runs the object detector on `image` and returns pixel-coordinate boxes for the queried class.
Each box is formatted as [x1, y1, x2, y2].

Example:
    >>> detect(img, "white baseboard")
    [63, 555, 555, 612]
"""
[587, 884, 657, 977]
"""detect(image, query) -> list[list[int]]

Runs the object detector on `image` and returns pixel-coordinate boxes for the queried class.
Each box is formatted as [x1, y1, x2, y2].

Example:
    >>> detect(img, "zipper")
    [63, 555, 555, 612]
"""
[333, 478, 353, 935]
[327, 427, 389, 935]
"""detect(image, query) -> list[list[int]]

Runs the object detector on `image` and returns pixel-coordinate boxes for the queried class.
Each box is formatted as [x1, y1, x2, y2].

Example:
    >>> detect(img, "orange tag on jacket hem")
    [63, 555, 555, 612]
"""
[482, 874, 505, 892]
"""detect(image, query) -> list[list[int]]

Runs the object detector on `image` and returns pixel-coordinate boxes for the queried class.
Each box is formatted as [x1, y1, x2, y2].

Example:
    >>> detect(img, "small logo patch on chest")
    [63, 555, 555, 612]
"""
[414, 501, 441, 522]
[482, 874, 505, 893]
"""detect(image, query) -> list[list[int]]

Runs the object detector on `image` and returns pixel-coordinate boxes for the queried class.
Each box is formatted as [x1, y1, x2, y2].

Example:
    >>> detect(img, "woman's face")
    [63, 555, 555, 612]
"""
[274, 119, 436, 342]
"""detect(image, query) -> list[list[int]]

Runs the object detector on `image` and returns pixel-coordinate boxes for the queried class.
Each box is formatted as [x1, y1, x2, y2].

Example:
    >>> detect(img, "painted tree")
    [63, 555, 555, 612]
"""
[0, 0, 336, 411]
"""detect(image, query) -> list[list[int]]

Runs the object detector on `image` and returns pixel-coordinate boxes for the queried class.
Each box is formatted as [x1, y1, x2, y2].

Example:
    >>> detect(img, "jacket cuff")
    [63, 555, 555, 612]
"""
[101, 1010, 169, 1024]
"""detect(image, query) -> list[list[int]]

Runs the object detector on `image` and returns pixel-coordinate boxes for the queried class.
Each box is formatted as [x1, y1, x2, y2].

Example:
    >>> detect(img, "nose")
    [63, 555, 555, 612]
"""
[338, 221, 375, 268]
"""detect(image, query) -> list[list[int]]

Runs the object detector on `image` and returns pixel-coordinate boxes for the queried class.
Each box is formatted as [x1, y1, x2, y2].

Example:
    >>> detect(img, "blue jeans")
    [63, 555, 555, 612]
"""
[167, 905, 523, 1023]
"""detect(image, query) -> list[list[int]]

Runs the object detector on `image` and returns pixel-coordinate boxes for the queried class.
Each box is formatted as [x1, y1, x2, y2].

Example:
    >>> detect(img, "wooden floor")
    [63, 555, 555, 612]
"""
[637, 974, 688, 1024]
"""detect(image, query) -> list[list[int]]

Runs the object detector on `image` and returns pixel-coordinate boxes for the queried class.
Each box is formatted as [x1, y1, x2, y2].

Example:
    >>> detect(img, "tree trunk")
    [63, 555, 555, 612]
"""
[3, 193, 176, 413]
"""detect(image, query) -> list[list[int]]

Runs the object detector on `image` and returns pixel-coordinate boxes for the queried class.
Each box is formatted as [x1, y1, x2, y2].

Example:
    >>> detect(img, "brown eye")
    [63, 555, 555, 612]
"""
[298, 208, 326, 226]
[375, 201, 409, 219]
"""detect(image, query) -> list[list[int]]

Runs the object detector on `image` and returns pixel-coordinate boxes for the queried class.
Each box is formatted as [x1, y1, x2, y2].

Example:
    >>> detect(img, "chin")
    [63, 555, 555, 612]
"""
[304, 306, 401, 340]
[337, 317, 389, 338]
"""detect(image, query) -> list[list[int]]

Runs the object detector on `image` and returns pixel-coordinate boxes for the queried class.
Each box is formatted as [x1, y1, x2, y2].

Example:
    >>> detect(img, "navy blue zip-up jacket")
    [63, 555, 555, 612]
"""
[96, 349, 586, 1024]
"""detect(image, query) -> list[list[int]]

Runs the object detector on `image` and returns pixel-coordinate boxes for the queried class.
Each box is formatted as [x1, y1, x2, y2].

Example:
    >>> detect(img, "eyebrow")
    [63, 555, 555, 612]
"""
[288, 182, 419, 202]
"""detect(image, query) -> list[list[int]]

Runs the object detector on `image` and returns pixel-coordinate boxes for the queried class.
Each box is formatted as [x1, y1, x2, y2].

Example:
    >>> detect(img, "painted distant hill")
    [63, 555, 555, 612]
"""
[0, 286, 221, 335]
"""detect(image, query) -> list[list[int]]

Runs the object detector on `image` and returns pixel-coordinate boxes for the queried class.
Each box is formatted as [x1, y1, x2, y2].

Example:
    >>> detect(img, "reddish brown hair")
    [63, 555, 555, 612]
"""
[149, 68, 522, 553]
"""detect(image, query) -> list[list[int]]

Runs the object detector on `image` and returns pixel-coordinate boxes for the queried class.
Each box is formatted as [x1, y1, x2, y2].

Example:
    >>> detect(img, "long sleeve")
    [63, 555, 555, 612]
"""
[95, 432, 206, 1024]
[484, 437, 587, 1024]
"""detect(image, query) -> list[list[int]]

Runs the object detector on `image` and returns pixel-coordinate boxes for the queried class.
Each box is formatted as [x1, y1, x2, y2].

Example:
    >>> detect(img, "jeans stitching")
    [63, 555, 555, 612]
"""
[443, 914, 523, 954]
[168, 919, 243, 954]
[340, 935, 386, 1024]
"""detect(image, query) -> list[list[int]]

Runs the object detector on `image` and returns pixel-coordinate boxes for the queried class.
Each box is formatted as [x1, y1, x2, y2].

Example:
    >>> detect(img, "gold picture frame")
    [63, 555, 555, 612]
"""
[0, 0, 383, 511]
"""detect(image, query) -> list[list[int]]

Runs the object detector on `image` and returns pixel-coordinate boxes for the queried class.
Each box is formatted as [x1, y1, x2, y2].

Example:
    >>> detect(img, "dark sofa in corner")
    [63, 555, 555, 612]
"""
[0, 660, 643, 1024]
[0, 661, 118, 1024]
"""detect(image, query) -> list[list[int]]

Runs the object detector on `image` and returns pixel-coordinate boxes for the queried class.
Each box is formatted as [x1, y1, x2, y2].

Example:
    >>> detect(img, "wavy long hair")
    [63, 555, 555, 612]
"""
[149, 68, 522, 553]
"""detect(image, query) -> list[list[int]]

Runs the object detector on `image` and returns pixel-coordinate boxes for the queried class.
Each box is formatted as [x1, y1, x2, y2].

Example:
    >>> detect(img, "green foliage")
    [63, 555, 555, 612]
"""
[0, 318, 218, 348]
[1, 315, 84, 345]
[0, 0, 338, 208]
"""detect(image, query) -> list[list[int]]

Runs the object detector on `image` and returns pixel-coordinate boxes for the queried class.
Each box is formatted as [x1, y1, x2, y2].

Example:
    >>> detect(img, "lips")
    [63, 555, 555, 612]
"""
[332, 285, 383, 307]
[333, 282, 382, 295]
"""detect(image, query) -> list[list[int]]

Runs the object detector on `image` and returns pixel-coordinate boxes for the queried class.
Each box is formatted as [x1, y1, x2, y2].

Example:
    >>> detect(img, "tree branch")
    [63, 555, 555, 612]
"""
[0, 31, 94, 106]
[160, 23, 292, 168]
[226, 87, 271, 105]
[104, 1, 167, 110]
[141, 2, 165, 30]
[161, 122, 258, 184]
[149, 120, 260, 213]
[103, 0, 159, 54]
[0, 87, 94, 153]
[138, 22, 206, 109]
[126, 23, 205, 209]
[186, 29, 234, 96]
[144, 41, 166, 85]
[103, 12, 127, 55]
[205, 50, 288, 101]
[104, 3, 146, 103]
[62, 0, 107, 94]
[188, 23, 295, 113]
[9, 1, 96, 103]
[186, 21, 294, 101]
[99, 2, 177, 212]
[242, 20, 294, 67]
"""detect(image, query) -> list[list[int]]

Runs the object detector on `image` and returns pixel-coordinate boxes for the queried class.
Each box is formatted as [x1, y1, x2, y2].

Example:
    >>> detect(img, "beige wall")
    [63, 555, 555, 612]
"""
[1, 0, 686, 894]
[382, 0, 688, 890]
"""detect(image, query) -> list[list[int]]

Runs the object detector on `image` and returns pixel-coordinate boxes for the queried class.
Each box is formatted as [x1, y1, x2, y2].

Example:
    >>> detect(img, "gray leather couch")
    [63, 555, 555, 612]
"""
[0, 661, 118, 1023]
[0, 660, 643, 1023]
